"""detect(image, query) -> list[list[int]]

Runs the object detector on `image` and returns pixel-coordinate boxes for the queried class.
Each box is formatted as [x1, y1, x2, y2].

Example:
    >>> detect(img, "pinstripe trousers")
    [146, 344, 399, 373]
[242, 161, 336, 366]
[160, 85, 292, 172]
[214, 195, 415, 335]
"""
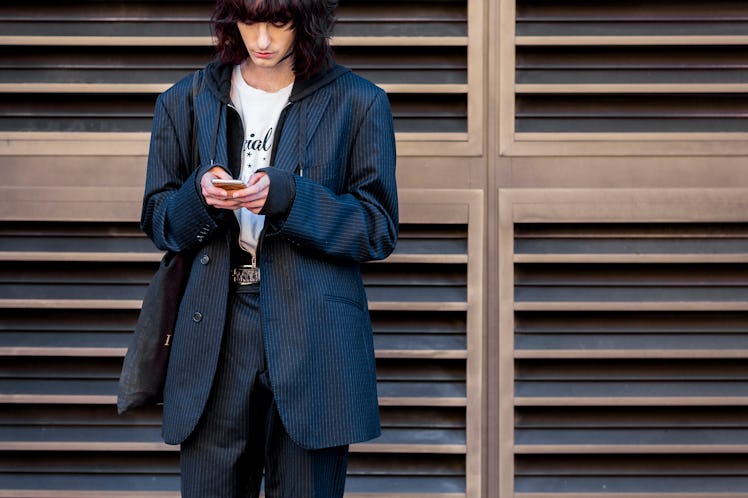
[179, 284, 349, 498]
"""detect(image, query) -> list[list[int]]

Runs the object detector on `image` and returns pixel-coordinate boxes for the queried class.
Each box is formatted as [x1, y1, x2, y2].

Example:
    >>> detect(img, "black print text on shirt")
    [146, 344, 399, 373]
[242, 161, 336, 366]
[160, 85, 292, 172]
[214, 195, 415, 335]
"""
[244, 127, 274, 168]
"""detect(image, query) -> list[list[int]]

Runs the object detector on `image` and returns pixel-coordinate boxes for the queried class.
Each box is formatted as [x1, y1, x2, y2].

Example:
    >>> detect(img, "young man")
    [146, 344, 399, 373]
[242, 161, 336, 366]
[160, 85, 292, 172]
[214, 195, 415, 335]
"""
[140, 0, 398, 496]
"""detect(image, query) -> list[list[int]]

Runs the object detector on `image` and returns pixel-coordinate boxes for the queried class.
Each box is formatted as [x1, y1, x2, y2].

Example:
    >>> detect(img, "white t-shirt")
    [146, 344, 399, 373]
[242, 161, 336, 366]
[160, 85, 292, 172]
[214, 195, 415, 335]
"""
[230, 64, 293, 256]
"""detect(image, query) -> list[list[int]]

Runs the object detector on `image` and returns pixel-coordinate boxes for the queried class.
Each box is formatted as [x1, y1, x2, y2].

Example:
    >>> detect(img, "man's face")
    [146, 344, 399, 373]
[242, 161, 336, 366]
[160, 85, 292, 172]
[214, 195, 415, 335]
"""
[237, 21, 295, 70]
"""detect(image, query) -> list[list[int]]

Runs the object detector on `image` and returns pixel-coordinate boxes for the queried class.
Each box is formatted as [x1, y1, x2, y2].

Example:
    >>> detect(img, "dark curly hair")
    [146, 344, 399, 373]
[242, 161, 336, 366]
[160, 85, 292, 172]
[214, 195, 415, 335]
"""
[213, 0, 337, 80]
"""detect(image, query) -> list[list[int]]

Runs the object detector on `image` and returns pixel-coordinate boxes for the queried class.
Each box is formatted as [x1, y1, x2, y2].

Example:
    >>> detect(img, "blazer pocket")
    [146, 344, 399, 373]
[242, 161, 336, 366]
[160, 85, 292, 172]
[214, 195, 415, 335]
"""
[324, 293, 366, 313]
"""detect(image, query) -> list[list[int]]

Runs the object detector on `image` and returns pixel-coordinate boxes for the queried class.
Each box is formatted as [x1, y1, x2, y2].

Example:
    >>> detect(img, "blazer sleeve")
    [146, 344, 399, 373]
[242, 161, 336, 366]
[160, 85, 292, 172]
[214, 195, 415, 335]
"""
[140, 83, 226, 253]
[271, 89, 399, 263]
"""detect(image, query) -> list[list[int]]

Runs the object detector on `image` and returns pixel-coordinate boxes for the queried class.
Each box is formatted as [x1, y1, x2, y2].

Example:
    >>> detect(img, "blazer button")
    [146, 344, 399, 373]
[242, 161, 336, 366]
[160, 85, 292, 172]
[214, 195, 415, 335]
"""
[192, 312, 203, 323]
[200, 254, 210, 265]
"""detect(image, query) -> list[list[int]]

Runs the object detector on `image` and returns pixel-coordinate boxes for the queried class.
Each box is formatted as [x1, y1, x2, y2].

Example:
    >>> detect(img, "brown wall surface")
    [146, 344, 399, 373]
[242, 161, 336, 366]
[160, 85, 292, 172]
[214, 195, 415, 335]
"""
[2, 1, 748, 497]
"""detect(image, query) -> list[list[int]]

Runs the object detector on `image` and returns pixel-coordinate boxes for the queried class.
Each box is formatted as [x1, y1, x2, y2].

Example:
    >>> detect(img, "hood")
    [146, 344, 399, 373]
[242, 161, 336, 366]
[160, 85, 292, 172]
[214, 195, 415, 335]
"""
[203, 58, 351, 104]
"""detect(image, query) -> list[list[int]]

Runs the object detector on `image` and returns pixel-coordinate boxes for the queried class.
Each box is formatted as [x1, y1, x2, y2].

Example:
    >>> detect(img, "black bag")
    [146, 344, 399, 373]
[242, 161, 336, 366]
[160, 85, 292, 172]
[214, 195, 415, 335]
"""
[117, 251, 191, 414]
[117, 69, 203, 414]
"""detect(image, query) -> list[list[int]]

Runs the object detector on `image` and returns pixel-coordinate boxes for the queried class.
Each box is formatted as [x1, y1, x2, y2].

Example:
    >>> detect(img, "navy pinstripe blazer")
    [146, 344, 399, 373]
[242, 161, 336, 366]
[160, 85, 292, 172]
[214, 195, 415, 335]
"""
[141, 61, 398, 449]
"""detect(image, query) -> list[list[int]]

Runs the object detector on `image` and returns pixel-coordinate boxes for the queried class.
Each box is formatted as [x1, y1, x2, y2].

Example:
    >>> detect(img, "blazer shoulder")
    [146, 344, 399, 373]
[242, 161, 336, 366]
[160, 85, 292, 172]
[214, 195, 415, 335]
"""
[329, 70, 388, 116]
[334, 70, 385, 99]
[156, 71, 198, 112]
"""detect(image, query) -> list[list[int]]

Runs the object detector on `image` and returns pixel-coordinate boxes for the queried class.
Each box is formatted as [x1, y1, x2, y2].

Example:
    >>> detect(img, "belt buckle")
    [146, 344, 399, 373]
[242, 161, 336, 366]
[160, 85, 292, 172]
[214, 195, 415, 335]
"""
[232, 265, 260, 285]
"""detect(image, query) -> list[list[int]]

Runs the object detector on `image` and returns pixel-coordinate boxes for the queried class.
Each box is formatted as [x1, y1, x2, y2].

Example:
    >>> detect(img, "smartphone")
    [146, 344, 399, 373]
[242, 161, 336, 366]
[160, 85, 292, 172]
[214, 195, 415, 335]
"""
[211, 179, 247, 191]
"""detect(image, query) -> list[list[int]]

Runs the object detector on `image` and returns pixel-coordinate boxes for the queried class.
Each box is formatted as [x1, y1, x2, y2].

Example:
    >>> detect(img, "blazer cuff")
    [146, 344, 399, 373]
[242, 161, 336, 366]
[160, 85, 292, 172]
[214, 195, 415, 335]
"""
[258, 167, 296, 222]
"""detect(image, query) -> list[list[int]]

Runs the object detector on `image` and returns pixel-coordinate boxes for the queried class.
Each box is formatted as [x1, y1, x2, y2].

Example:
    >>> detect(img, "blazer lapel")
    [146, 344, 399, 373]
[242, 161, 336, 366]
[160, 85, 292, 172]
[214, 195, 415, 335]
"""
[271, 107, 298, 172]
[302, 89, 333, 148]
[271, 88, 333, 172]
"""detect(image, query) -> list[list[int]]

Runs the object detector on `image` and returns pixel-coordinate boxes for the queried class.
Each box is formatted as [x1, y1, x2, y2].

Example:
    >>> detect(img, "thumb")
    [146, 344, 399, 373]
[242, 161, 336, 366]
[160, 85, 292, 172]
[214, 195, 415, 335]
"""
[248, 172, 269, 187]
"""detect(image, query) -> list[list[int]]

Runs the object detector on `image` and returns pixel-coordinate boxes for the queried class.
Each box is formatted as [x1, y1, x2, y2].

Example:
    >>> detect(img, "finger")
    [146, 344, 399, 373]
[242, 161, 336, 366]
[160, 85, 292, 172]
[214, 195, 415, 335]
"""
[247, 172, 269, 191]
[202, 186, 227, 200]
[231, 184, 268, 200]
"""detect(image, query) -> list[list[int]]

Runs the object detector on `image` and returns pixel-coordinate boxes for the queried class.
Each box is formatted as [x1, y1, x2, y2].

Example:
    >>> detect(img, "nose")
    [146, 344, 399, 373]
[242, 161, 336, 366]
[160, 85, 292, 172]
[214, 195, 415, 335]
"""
[256, 23, 271, 49]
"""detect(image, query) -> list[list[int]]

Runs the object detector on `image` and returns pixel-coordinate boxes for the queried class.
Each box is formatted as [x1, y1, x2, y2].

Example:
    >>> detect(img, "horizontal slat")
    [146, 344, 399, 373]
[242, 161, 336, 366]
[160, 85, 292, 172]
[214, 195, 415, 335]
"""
[353, 443, 465, 454]
[0, 253, 162, 263]
[0, 95, 467, 135]
[13, 83, 736, 94]
[515, 477, 748, 496]
[0, 133, 471, 157]
[0, 223, 467, 261]
[0, 493, 463, 498]
[0, 441, 465, 454]
[516, 24, 748, 39]
[508, 135, 748, 158]
[1, 392, 466, 407]
[514, 122, 748, 135]
[516, 33, 748, 95]
[515, 350, 748, 359]
[379, 254, 468, 264]
[515, 96, 748, 134]
[377, 350, 467, 359]
[0, 83, 468, 95]
[0, 310, 465, 353]
[514, 397, 748, 406]
[515, 254, 748, 263]
[517, 494, 748, 498]
[517, 83, 748, 93]
[0, 493, 181, 498]
[515, 444, 748, 454]
[0, 252, 466, 265]
[341, 301, 465, 311]
[0, 300, 142, 309]
[2, 51, 466, 91]
[516, 36, 748, 46]
[0, 477, 466, 497]
[515, 302, 748, 311]
[0, 395, 467, 406]
[0, 441, 173, 451]
[0, 347, 466, 359]
[0, 395, 113, 404]
[0, 252, 467, 264]
[515, 409, 748, 452]
[0, 299, 468, 311]
[0, 2, 464, 20]
[0, 36, 469, 47]
[514, 222, 748, 239]
[0, 348, 125, 357]
[515, 1, 748, 21]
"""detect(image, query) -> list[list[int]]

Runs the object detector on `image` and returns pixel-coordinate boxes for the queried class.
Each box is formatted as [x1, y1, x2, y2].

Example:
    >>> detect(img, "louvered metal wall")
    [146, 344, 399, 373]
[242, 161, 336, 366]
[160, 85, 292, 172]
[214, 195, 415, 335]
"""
[0, 0, 470, 136]
[493, 0, 748, 494]
[503, 0, 748, 156]
[0, 190, 483, 497]
[0, 0, 484, 496]
[498, 190, 748, 498]
[4, 0, 748, 497]
[515, 1, 748, 134]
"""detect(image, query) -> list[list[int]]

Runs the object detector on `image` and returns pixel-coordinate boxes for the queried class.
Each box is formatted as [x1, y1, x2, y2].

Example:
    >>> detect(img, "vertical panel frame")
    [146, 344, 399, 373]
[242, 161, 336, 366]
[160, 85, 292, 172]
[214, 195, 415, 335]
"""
[400, 188, 485, 498]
